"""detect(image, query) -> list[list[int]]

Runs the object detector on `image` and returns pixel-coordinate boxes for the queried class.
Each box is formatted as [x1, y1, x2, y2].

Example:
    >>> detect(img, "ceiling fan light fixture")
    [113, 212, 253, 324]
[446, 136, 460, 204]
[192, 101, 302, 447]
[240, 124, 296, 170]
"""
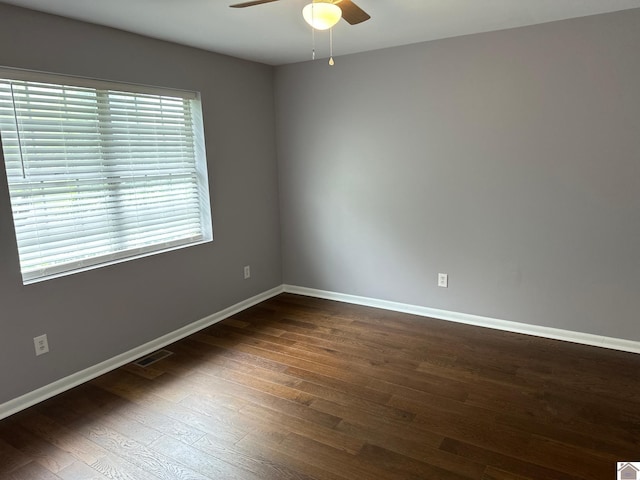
[302, 2, 342, 30]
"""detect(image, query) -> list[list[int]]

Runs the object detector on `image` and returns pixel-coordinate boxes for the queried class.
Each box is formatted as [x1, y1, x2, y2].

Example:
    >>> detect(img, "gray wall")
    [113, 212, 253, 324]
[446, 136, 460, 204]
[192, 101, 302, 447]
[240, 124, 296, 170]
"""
[276, 9, 640, 341]
[0, 4, 282, 404]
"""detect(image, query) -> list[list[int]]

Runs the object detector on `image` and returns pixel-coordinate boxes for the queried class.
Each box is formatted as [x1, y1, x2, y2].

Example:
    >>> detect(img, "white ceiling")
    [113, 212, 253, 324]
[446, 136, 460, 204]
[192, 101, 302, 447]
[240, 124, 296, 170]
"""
[2, 0, 640, 65]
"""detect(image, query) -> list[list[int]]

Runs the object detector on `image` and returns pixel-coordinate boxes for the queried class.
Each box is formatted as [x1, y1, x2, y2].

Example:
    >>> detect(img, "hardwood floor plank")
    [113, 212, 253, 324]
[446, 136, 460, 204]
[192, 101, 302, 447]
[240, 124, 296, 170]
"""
[76, 423, 211, 480]
[17, 410, 166, 480]
[356, 442, 477, 480]
[406, 400, 533, 458]
[182, 370, 343, 429]
[310, 397, 413, 432]
[37, 392, 165, 448]
[18, 412, 108, 466]
[150, 435, 261, 480]
[0, 421, 76, 474]
[440, 437, 586, 480]
[236, 433, 350, 480]
[493, 406, 639, 459]
[238, 402, 364, 454]
[0, 436, 33, 476]
[273, 433, 400, 480]
[57, 461, 112, 480]
[367, 372, 470, 402]
[6, 461, 62, 480]
[204, 363, 309, 403]
[482, 466, 534, 480]
[283, 365, 393, 404]
[92, 370, 245, 433]
[87, 454, 160, 480]
[336, 421, 484, 479]
[522, 435, 617, 480]
[193, 433, 315, 480]
[180, 336, 291, 376]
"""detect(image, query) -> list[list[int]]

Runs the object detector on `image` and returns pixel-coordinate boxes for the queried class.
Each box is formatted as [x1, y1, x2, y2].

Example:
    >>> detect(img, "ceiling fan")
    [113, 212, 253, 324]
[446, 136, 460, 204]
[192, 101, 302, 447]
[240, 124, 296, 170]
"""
[229, 0, 371, 26]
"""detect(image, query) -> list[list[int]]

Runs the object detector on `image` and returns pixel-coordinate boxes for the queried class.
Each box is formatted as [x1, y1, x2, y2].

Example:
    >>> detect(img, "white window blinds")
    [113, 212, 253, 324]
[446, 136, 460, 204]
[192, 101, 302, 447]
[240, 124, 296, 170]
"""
[0, 68, 212, 283]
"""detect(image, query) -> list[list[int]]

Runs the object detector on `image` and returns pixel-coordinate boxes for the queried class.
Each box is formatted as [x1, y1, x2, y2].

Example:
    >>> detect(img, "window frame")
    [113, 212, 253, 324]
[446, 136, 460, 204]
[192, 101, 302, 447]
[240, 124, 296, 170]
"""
[0, 66, 213, 284]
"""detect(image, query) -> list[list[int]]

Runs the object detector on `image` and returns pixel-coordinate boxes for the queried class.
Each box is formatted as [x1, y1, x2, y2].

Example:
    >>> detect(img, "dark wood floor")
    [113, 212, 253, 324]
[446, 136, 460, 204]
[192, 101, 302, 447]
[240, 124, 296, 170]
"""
[1, 293, 639, 479]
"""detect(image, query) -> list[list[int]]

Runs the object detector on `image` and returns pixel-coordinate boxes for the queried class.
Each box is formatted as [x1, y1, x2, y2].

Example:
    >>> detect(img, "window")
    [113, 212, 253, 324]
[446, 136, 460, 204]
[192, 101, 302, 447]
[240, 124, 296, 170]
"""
[0, 68, 212, 284]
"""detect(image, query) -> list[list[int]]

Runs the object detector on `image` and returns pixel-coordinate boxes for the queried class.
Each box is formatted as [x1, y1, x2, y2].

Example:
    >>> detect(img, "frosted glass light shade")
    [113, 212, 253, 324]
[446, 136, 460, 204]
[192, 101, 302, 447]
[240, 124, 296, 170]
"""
[302, 2, 342, 30]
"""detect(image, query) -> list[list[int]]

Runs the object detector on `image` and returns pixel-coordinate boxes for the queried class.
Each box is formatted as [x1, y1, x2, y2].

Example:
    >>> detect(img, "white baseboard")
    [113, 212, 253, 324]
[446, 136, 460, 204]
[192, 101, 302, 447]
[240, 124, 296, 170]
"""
[3, 283, 638, 421]
[283, 285, 640, 355]
[0, 285, 284, 421]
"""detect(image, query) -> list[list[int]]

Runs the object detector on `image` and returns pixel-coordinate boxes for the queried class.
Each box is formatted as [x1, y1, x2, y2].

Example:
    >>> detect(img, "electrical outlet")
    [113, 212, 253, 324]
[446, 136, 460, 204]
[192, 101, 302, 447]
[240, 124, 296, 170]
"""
[244, 265, 251, 279]
[34, 334, 49, 356]
[438, 273, 448, 288]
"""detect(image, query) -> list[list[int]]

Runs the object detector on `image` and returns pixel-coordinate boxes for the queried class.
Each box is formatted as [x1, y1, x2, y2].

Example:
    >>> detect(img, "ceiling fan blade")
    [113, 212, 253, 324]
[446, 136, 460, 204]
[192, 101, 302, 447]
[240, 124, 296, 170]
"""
[230, 0, 280, 8]
[336, 0, 371, 25]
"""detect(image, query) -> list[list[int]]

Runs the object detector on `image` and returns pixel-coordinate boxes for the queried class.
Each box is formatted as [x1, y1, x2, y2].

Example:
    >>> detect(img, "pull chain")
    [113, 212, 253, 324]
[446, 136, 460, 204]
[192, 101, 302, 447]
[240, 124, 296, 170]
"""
[329, 27, 335, 66]
[312, 21, 316, 60]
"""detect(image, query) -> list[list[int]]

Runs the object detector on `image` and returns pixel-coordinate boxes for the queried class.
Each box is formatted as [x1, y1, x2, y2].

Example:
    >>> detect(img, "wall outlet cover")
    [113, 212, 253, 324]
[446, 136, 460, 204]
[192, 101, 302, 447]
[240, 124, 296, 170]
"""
[34, 334, 49, 356]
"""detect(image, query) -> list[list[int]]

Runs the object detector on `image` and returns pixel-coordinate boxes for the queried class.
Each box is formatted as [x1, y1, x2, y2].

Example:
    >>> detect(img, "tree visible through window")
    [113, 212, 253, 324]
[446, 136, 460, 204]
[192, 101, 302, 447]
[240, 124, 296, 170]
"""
[0, 68, 212, 283]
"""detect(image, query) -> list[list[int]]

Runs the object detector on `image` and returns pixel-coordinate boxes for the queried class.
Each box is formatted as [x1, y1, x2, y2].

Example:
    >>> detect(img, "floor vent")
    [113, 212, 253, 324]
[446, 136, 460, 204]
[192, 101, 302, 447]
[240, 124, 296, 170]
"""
[133, 349, 173, 367]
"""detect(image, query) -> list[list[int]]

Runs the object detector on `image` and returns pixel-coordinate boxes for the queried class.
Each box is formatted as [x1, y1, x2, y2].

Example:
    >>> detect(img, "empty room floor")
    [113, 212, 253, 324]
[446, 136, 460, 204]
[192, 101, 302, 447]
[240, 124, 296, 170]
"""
[1, 293, 639, 479]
